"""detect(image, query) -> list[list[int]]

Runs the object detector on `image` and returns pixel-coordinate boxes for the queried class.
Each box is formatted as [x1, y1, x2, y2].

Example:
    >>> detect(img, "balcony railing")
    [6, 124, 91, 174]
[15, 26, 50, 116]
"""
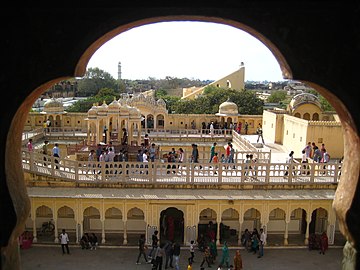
[22, 150, 342, 186]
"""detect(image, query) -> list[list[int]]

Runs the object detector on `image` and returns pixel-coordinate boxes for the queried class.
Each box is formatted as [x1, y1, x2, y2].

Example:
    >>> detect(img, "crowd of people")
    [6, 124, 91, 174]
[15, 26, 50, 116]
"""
[136, 226, 246, 270]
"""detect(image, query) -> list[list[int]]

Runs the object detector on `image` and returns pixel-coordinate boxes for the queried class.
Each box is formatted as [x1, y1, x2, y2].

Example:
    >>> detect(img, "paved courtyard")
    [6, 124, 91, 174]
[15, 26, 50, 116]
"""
[20, 245, 343, 270]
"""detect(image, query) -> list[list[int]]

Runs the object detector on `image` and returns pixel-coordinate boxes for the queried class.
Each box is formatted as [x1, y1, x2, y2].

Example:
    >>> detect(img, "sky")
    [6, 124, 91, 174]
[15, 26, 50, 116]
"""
[87, 21, 286, 82]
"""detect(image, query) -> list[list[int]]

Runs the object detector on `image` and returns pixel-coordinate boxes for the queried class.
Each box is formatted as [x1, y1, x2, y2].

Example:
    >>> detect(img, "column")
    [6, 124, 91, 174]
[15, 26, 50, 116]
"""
[32, 217, 37, 243]
[304, 212, 311, 245]
[216, 216, 221, 246]
[284, 221, 289, 245]
[54, 218, 59, 243]
[238, 220, 243, 245]
[101, 219, 106, 244]
[123, 219, 128, 245]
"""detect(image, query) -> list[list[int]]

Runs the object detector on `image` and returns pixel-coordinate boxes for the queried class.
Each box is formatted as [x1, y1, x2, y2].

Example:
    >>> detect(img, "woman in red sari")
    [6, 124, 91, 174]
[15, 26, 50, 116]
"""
[320, 232, 329, 254]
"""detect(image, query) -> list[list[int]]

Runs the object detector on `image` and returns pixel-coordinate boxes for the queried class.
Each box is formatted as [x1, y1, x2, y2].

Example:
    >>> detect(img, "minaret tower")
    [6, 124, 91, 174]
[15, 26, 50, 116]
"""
[118, 61, 122, 80]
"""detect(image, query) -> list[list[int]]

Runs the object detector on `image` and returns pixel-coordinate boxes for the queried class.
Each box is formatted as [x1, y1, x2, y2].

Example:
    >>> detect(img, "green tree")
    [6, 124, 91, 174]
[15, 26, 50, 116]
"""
[77, 67, 119, 96]
[267, 90, 287, 103]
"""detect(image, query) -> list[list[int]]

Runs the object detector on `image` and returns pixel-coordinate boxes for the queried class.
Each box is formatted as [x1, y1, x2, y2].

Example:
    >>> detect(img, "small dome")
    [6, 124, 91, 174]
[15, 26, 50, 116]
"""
[43, 98, 65, 114]
[88, 104, 98, 116]
[108, 98, 120, 111]
[97, 101, 108, 115]
[157, 98, 166, 107]
[288, 93, 321, 112]
[217, 99, 239, 115]
[129, 107, 141, 118]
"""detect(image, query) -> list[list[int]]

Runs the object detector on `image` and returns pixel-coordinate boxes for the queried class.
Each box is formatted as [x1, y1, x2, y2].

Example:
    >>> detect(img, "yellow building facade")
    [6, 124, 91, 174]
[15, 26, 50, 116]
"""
[22, 92, 344, 248]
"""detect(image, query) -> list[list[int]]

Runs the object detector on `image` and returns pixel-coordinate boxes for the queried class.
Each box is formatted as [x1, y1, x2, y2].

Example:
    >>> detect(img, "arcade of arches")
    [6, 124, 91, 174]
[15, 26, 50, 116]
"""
[26, 195, 343, 247]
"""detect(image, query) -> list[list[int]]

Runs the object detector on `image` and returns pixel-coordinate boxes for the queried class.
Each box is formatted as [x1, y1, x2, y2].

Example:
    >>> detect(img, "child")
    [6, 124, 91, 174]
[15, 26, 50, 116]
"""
[188, 240, 195, 263]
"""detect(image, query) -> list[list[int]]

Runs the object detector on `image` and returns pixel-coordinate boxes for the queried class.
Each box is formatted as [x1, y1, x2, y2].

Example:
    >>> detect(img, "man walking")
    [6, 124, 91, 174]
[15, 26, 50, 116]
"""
[209, 142, 217, 163]
[136, 234, 150, 264]
[59, 229, 70, 255]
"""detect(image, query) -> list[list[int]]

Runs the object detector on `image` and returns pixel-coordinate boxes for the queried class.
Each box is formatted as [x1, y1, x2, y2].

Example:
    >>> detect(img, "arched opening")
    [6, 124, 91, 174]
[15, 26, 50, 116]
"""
[57, 206, 76, 243]
[35, 205, 54, 242]
[309, 207, 328, 235]
[83, 207, 101, 235]
[198, 208, 217, 243]
[105, 207, 123, 245]
[288, 208, 307, 245]
[303, 112, 310, 120]
[243, 208, 261, 233]
[127, 207, 146, 245]
[267, 207, 286, 246]
[160, 207, 184, 244]
[220, 208, 240, 245]
[3, 11, 359, 269]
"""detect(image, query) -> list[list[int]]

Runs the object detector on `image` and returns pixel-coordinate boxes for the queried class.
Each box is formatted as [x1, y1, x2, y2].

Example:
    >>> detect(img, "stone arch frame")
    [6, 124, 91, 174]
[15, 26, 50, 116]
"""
[303, 112, 310, 120]
[220, 207, 240, 244]
[83, 206, 101, 233]
[243, 207, 261, 232]
[312, 112, 319, 120]
[56, 205, 76, 236]
[2, 7, 359, 269]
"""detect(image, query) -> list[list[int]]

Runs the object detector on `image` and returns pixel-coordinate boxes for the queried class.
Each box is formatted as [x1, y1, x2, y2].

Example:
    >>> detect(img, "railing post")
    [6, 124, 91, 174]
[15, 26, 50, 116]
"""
[265, 163, 270, 184]
[218, 164, 222, 183]
[75, 162, 79, 182]
[185, 162, 190, 184]
[151, 161, 156, 184]
[29, 152, 34, 171]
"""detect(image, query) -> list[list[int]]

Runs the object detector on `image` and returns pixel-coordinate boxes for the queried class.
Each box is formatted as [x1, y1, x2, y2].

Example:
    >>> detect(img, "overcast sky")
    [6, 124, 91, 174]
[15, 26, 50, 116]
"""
[87, 21, 286, 82]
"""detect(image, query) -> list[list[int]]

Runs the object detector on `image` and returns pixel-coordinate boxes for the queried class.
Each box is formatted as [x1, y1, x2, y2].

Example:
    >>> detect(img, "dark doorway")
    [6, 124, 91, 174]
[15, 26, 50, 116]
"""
[160, 207, 184, 244]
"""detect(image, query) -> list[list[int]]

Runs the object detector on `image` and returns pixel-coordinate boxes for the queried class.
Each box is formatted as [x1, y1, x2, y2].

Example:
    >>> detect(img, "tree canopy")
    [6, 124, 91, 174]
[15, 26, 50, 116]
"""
[170, 85, 264, 114]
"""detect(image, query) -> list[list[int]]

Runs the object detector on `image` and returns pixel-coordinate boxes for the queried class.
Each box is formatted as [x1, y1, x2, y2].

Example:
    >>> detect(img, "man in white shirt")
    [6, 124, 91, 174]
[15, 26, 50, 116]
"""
[258, 228, 267, 258]
[59, 229, 70, 255]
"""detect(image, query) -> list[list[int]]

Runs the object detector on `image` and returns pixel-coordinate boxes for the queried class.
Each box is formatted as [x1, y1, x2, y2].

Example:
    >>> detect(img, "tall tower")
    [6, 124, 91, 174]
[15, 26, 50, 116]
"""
[118, 61, 122, 80]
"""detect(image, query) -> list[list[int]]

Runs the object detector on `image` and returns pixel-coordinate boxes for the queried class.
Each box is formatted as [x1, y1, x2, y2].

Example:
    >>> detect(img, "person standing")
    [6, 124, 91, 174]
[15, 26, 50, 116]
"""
[303, 142, 312, 158]
[148, 230, 159, 259]
[154, 242, 166, 270]
[284, 151, 294, 176]
[219, 241, 230, 268]
[52, 143, 60, 169]
[42, 140, 49, 166]
[188, 240, 195, 264]
[244, 122, 249, 135]
[136, 234, 149, 264]
[209, 121, 215, 137]
[172, 241, 181, 270]
[59, 229, 70, 255]
[233, 250, 243, 270]
[27, 138, 33, 152]
[164, 240, 174, 269]
[209, 142, 217, 163]
[200, 246, 212, 268]
[258, 228, 267, 258]
[149, 143, 158, 162]
[256, 124, 265, 144]
[320, 232, 329, 255]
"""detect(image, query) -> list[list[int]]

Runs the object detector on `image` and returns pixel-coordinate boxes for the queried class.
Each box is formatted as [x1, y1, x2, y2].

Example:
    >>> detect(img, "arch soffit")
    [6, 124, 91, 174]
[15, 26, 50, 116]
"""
[56, 204, 76, 214]
[268, 206, 286, 216]
[126, 206, 145, 216]
[104, 206, 123, 215]
[243, 206, 261, 215]
[83, 206, 101, 215]
[159, 206, 186, 214]
[198, 206, 218, 216]
[221, 207, 240, 217]
[35, 204, 53, 214]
